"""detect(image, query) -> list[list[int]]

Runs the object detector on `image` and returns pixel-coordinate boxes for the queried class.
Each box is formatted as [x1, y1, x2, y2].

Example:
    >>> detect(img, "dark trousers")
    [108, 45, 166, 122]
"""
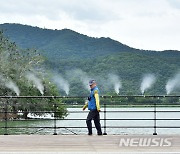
[86, 110, 102, 135]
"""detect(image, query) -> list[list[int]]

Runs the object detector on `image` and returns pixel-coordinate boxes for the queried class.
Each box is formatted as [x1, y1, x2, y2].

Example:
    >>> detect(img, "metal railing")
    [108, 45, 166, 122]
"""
[0, 95, 180, 135]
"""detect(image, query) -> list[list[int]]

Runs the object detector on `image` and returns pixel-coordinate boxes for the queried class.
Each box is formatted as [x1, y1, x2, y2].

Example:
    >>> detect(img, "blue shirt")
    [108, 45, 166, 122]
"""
[88, 86, 99, 110]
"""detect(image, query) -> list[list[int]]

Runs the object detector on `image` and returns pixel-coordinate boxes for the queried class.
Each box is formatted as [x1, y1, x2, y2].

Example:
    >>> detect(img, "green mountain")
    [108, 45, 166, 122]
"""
[0, 23, 180, 96]
[0, 23, 136, 60]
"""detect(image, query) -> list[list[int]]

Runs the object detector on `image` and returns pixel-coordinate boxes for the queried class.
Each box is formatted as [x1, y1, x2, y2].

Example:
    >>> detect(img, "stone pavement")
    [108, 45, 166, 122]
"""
[0, 135, 180, 153]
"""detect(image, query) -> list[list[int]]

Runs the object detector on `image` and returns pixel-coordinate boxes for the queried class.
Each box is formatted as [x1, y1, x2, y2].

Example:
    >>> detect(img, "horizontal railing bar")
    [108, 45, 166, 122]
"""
[68, 110, 180, 113]
[101, 95, 180, 98]
[1, 118, 180, 121]
[1, 105, 180, 108]
[0, 96, 86, 98]
[53, 118, 180, 121]
[60, 119, 180, 120]
[1, 105, 180, 107]
[106, 126, 180, 128]
[0, 112, 54, 114]
[0, 127, 87, 129]
[81, 110, 180, 112]
[90, 105, 180, 107]
[0, 111, 88, 113]
[104, 111, 180, 112]
[0, 95, 180, 99]
[0, 111, 180, 114]
[1, 126, 180, 129]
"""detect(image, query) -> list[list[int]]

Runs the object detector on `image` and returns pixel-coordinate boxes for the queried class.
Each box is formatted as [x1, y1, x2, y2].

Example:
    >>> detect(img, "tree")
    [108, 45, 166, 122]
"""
[0, 31, 67, 119]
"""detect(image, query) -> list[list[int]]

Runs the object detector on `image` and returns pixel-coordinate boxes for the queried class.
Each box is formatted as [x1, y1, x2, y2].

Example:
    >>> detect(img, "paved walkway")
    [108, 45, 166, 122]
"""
[0, 135, 180, 153]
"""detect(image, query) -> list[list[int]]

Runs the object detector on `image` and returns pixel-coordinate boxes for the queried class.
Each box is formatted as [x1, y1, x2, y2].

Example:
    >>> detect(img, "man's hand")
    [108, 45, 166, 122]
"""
[83, 102, 88, 111]
[83, 106, 86, 111]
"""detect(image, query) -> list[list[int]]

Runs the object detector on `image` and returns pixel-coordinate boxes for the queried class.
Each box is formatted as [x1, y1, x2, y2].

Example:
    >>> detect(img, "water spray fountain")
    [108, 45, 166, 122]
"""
[140, 74, 156, 95]
[5, 80, 20, 96]
[108, 74, 122, 95]
[69, 69, 90, 91]
[166, 73, 180, 95]
[0, 74, 20, 96]
[25, 72, 44, 95]
[52, 75, 70, 96]
[0, 69, 179, 98]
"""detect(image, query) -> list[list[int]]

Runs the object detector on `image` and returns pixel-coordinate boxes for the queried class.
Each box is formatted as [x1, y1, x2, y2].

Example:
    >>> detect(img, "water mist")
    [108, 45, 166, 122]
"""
[108, 74, 122, 94]
[25, 72, 44, 95]
[0, 74, 20, 96]
[52, 74, 70, 95]
[140, 74, 156, 95]
[166, 72, 180, 95]
[70, 69, 90, 91]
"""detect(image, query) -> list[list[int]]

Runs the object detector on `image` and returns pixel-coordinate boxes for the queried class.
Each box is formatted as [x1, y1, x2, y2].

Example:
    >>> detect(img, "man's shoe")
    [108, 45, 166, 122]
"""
[88, 133, 92, 135]
[97, 133, 102, 135]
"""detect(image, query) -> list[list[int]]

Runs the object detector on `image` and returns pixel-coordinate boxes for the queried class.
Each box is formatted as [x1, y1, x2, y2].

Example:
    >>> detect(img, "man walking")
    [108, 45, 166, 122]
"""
[83, 80, 102, 135]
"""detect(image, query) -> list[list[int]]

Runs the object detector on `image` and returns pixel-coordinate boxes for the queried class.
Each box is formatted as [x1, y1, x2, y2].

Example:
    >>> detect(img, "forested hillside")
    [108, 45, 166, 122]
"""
[0, 23, 180, 96]
[0, 23, 135, 60]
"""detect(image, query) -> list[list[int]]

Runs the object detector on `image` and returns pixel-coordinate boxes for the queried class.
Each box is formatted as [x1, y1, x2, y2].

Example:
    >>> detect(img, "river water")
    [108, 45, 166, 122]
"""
[1, 108, 180, 135]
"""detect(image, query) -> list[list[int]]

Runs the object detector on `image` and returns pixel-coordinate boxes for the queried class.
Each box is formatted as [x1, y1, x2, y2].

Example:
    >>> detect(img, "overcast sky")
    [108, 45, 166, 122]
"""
[0, 0, 180, 51]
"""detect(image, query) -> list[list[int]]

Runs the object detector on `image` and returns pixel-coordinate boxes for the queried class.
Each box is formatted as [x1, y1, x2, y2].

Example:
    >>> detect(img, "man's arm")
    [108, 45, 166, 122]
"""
[94, 90, 100, 111]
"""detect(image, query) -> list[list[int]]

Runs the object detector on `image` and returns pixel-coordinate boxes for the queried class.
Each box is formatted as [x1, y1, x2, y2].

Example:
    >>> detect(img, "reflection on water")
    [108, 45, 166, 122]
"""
[0, 108, 180, 135]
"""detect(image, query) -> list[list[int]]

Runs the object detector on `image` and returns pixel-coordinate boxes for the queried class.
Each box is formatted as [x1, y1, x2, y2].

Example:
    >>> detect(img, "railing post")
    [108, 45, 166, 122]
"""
[4, 100, 8, 135]
[53, 102, 57, 135]
[103, 103, 107, 135]
[153, 98, 157, 135]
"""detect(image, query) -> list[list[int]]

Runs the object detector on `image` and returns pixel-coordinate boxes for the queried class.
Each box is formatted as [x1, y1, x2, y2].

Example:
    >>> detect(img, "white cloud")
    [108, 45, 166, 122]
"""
[0, 0, 180, 51]
[168, 0, 180, 9]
